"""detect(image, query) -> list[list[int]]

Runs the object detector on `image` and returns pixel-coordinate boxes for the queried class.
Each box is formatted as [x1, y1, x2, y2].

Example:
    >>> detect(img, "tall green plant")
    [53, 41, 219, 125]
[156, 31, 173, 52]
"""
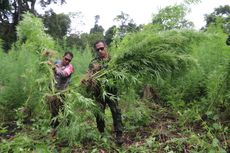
[110, 29, 197, 83]
[16, 12, 55, 53]
[152, 4, 194, 30]
[0, 13, 56, 121]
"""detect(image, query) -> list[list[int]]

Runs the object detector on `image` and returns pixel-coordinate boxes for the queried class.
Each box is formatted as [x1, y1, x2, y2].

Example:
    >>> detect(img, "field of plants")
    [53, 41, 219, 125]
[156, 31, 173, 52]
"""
[0, 12, 229, 153]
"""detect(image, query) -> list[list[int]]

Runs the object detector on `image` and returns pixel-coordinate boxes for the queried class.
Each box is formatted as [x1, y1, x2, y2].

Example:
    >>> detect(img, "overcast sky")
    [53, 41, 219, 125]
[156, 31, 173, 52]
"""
[37, 0, 230, 33]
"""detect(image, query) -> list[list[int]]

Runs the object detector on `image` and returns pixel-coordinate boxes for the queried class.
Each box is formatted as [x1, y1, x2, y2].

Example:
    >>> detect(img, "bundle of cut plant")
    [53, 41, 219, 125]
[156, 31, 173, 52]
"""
[93, 30, 199, 90]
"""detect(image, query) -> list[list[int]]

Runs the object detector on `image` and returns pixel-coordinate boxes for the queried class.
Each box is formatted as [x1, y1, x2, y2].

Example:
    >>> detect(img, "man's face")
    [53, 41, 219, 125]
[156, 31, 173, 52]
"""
[95, 42, 107, 59]
[62, 54, 72, 66]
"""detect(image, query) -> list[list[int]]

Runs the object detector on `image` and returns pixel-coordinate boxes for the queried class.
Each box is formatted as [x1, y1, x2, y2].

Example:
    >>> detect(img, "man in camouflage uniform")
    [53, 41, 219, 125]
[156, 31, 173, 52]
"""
[83, 40, 123, 145]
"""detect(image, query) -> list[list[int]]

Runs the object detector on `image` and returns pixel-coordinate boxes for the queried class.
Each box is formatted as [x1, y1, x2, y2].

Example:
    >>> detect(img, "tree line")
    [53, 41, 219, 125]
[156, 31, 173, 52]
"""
[0, 0, 229, 52]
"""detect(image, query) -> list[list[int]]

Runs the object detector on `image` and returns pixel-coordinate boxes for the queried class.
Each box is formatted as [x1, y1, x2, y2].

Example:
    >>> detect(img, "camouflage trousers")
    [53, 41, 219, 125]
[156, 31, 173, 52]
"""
[82, 78, 123, 136]
[95, 97, 123, 136]
[94, 86, 123, 136]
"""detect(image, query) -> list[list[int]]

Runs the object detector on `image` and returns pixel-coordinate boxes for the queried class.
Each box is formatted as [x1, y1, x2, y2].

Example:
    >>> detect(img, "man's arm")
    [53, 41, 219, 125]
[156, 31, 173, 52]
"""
[47, 60, 74, 78]
[81, 62, 100, 85]
[55, 64, 74, 78]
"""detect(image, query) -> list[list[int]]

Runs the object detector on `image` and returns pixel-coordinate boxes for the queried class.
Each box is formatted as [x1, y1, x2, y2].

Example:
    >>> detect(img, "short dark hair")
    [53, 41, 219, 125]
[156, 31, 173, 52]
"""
[93, 40, 107, 50]
[64, 51, 73, 58]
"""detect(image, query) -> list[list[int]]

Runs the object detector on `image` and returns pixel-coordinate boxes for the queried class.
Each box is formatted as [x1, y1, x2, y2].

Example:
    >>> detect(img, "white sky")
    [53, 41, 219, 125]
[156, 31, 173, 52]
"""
[37, 0, 230, 33]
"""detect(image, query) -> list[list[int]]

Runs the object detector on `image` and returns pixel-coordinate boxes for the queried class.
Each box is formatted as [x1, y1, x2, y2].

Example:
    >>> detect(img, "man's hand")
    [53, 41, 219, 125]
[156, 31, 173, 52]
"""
[80, 72, 91, 85]
[47, 60, 53, 66]
[81, 79, 88, 85]
[47, 60, 57, 71]
[92, 63, 101, 72]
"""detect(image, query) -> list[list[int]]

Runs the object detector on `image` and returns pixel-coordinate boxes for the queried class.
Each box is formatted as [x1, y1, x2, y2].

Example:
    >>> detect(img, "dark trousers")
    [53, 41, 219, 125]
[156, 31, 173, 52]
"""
[95, 88, 123, 136]
[47, 94, 64, 128]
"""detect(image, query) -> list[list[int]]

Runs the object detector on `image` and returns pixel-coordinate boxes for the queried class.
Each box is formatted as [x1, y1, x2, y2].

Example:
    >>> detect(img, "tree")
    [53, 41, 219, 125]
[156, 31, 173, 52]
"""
[79, 32, 90, 49]
[0, 21, 15, 51]
[183, 0, 201, 5]
[90, 15, 104, 34]
[204, 5, 230, 33]
[104, 25, 117, 46]
[104, 23, 142, 46]
[87, 32, 104, 48]
[0, 0, 37, 24]
[0, 0, 37, 50]
[0, 0, 65, 51]
[113, 11, 136, 36]
[42, 9, 71, 40]
[152, 4, 194, 30]
[88, 15, 104, 47]
[126, 22, 143, 33]
[40, 0, 65, 7]
[90, 24, 104, 34]
[94, 15, 100, 25]
[66, 33, 88, 51]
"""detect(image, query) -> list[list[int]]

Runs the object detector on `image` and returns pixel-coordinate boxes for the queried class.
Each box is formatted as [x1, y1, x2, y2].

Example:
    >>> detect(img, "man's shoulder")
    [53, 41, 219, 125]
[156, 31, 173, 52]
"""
[89, 57, 100, 66]
[54, 60, 61, 65]
[67, 63, 74, 73]
[91, 56, 111, 62]
[68, 63, 74, 69]
[91, 57, 100, 63]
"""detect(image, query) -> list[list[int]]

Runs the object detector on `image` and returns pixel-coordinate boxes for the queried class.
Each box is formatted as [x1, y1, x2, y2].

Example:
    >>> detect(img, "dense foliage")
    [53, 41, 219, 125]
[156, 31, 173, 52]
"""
[0, 5, 230, 153]
[0, 0, 65, 51]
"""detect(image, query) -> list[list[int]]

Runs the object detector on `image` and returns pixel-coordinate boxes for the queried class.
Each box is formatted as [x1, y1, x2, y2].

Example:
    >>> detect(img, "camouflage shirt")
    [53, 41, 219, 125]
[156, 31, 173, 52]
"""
[88, 57, 110, 75]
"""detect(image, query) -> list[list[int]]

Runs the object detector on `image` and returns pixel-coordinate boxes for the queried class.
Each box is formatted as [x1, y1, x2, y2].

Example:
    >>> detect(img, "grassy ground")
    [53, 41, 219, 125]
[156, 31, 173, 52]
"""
[1, 101, 229, 153]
